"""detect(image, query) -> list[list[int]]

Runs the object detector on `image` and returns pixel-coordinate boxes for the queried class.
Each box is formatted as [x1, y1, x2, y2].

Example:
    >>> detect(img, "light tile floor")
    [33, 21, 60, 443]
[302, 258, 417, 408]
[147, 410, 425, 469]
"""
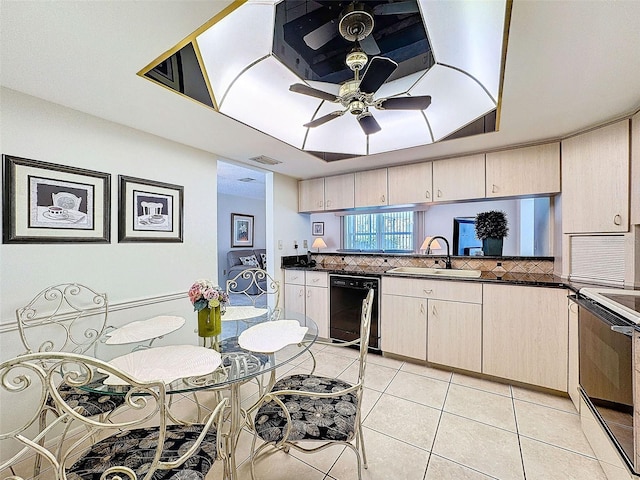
[6, 342, 608, 480]
[207, 342, 608, 480]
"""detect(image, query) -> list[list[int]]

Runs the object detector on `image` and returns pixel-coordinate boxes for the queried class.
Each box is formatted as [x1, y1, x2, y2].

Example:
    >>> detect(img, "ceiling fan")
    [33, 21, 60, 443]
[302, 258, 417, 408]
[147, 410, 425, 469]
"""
[303, 0, 421, 56]
[289, 2, 431, 135]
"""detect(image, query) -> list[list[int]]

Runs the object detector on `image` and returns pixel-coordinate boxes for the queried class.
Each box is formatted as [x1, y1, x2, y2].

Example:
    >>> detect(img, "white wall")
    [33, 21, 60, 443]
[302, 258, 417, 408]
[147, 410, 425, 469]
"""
[217, 193, 266, 282]
[0, 88, 220, 333]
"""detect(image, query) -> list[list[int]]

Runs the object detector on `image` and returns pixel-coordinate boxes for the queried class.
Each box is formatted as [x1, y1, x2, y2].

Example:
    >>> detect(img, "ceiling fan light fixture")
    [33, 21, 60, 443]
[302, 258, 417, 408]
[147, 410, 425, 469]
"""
[349, 100, 365, 115]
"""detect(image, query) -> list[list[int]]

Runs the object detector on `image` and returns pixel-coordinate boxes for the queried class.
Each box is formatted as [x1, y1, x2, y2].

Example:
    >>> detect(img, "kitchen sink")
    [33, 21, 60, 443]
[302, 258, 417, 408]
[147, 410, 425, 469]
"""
[385, 267, 482, 278]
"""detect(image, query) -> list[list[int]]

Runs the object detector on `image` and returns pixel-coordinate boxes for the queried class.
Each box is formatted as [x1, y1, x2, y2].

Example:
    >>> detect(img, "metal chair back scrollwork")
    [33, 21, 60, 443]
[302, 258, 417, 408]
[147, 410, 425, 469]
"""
[0, 352, 228, 480]
[16, 283, 109, 356]
[226, 268, 281, 320]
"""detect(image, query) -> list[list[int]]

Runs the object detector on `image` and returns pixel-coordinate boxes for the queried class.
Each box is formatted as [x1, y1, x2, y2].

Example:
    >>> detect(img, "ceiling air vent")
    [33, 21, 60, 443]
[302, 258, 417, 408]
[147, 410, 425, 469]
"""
[237, 177, 256, 182]
[249, 155, 282, 166]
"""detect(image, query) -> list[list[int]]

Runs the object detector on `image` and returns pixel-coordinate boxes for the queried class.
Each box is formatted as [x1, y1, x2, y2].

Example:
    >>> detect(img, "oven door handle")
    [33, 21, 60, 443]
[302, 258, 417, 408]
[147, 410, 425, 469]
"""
[611, 325, 634, 337]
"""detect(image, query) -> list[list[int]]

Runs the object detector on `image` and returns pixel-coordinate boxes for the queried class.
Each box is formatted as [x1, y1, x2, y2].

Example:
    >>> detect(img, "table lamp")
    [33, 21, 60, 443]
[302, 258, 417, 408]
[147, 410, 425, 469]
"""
[312, 237, 327, 252]
[420, 236, 442, 254]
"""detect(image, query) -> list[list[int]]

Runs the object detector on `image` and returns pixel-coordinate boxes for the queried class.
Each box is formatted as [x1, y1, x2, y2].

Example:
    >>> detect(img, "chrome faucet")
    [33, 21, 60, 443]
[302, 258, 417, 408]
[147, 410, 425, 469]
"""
[427, 236, 452, 269]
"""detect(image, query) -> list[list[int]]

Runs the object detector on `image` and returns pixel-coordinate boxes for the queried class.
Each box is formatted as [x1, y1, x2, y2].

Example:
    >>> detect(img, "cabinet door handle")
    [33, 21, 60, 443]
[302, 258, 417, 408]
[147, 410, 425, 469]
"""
[492, 184, 498, 193]
[432, 305, 437, 316]
[426, 190, 431, 199]
[318, 200, 323, 208]
[614, 214, 622, 226]
[437, 189, 442, 198]
[424, 289, 433, 295]
[299, 289, 304, 297]
[381, 194, 385, 203]
[326, 200, 331, 207]
[569, 302, 578, 314]
[420, 303, 425, 314]
[307, 291, 311, 298]
[312, 278, 319, 283]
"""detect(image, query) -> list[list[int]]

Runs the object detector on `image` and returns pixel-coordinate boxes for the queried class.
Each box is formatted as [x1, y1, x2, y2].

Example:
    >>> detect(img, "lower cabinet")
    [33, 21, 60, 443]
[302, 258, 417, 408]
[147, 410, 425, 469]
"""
[428, 299, 482, 373]
[283, 270, 329, 339]
[482, 284, 569, 391]
[381, 294, 427, 360]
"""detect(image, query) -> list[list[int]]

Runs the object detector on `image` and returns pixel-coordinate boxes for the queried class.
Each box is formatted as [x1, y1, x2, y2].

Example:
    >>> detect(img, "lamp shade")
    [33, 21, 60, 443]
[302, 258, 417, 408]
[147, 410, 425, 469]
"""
[420, 236, 442, 251]
[312, 238, 327, 251]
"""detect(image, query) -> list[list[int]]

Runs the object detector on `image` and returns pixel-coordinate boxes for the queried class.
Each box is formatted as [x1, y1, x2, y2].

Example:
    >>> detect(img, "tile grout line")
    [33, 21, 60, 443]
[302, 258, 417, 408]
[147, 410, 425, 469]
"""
[510, 384, 528, 480]
[422, 374, 453, 480]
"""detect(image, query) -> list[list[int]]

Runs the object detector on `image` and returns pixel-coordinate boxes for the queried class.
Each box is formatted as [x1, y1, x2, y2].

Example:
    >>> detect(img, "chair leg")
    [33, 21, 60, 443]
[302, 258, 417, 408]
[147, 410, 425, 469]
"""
[358, 422, 368, 469]
[33, 409, 48, 478]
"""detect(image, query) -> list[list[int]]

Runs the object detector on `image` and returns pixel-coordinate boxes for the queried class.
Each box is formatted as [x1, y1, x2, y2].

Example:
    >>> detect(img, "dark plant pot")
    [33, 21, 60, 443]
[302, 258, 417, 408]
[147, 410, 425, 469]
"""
[482, 237, 503, 256]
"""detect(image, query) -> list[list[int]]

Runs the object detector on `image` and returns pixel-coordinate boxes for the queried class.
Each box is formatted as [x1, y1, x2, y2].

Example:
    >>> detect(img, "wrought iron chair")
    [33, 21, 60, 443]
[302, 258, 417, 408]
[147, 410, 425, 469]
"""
[0, 351, 228, 480]
[15, 283, 125, 475]
[248, 288, 375, 480]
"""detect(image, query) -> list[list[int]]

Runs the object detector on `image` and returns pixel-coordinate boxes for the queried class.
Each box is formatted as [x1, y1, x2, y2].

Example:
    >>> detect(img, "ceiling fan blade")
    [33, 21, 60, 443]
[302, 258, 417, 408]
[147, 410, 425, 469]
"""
[303, 20, 338, 50]
[373, 0, 420, 15]
[359, 56, 398, 94]
[304, 110, 345, 128]
[360, 34, 381, 55]
[357, 112, 382, 135]
[378, 95, 432, 110]
[290, 83, 339, 102]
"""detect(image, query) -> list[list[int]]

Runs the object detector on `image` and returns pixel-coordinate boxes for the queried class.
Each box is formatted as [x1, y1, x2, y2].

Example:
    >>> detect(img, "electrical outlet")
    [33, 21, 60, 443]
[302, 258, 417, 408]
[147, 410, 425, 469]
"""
[294, 240, 298, 249]
[278, 240, 283, 250]
[303, 240, 308, 249]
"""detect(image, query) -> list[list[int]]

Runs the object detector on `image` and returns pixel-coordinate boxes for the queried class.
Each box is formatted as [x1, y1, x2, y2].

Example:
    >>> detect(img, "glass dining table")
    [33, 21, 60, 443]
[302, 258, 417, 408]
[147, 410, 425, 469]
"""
[90, 307, 318, 480]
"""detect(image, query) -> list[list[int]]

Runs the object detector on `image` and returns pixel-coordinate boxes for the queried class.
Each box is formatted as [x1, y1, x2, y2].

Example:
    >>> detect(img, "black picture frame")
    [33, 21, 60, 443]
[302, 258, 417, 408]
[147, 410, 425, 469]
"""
[2, 154, 111, 244]
[231, 213, 254, 247]
[312, 222, 324, 236]
[118, 175, 183, 243]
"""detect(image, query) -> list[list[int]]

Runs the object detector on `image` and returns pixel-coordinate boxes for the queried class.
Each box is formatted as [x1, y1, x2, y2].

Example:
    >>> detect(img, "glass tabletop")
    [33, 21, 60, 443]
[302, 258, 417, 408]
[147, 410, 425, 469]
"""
[90, 309, 317, 395]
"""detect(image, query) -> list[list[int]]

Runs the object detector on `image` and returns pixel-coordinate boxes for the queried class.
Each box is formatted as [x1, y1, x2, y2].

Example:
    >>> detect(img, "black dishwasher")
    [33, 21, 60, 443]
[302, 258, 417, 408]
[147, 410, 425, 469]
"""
[329, 275, 380, 349]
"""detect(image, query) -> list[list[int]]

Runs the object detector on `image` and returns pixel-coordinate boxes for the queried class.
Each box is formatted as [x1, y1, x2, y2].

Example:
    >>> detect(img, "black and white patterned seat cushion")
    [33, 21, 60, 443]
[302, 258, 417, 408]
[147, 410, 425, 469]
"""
[254, 374, 357, 443]
[239, 254, 260, 267]
[67, 424, 218, 480]
[46, 374, 127, 417]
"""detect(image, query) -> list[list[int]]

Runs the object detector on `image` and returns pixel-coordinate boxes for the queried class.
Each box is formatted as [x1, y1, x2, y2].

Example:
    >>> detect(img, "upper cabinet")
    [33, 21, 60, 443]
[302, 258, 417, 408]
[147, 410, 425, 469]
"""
[324, 173, 355, 211]
[486, 143, 560, 198]
[433, 154, 485, 202]
[387, 162, 433, 205]
[355, 168, 388, 208]
[298, 178, 325, 212]
[562, 120, 630, 233]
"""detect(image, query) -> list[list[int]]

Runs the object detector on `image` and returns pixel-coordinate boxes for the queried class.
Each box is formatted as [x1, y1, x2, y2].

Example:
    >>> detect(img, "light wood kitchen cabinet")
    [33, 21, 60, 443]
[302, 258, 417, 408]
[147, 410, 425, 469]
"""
[381, 277, 482, 364]
[381, 294, 427, 360]
[284, 270, 329, 338]
[432, 154, 485, 202]
[427, 299, 482, 373]
[483, 284, 569, 391]
[355, 168, 388, 208]
[562, 120, 630, 233]
[324, 173, 354, 210]
[298, 178, 325, 212]
[632, 111, 640, 225]
[486, 143, 560, 198]
[387, 162, 433, 205]
[568, 298, 579, 410]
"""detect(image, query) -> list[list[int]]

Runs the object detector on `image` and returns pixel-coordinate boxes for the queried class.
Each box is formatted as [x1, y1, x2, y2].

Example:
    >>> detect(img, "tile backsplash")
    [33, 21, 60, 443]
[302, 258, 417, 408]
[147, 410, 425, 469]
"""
[313, 253, 554, 275]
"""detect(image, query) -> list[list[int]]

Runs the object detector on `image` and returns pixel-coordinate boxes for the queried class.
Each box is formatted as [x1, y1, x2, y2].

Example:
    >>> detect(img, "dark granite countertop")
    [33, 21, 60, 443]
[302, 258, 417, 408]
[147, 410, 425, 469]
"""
[282, 264, 569, 289]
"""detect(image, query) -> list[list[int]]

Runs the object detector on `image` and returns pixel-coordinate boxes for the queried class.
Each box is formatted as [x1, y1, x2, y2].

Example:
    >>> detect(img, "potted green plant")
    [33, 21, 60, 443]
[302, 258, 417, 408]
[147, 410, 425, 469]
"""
[475, 210, 509, 256]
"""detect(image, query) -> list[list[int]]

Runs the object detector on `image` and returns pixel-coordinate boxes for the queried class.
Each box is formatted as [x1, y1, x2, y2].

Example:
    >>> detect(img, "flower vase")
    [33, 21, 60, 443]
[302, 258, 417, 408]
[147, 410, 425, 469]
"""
[197, 306, 222, 340]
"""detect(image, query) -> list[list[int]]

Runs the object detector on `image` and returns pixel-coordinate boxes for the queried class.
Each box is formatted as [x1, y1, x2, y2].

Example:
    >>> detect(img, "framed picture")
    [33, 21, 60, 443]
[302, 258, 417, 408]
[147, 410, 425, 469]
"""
[312, 222, 324, 236]
[231, 213, 254, 247]
[2, 154, 110, 244]
[118, 175, 183, 243]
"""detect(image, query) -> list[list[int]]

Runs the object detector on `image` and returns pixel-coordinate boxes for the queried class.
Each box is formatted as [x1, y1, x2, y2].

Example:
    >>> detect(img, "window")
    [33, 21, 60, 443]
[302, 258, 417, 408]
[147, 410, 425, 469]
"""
[343, 211, 415, 251]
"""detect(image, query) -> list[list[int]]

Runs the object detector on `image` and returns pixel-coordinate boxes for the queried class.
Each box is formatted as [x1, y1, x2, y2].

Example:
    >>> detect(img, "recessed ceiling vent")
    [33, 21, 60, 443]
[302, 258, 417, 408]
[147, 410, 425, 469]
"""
[237, 177, 256, 182]
[249, 155, 282, 166]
